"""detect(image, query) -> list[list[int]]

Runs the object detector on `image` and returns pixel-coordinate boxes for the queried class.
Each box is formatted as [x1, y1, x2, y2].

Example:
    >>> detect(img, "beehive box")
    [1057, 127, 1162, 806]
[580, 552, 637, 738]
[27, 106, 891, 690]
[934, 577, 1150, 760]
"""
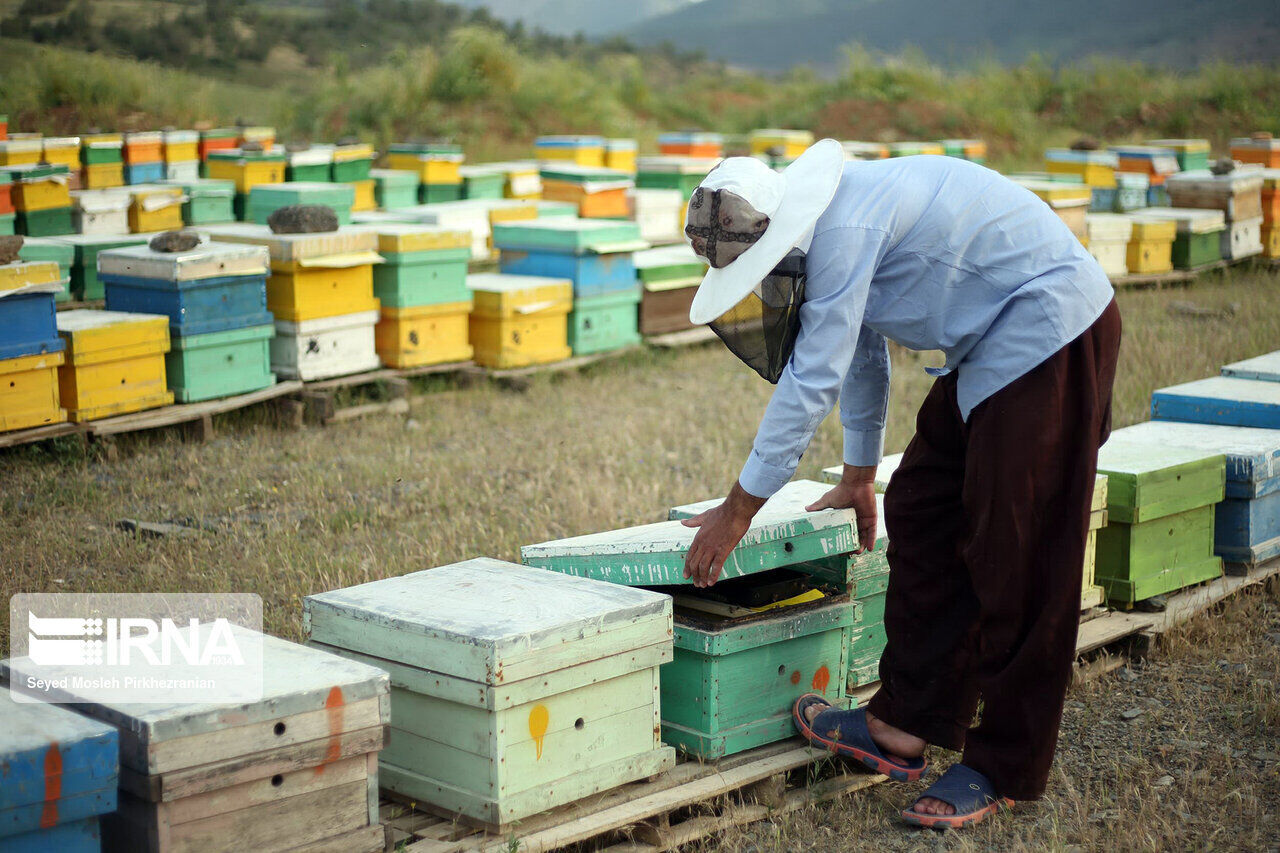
[356, 223, 472, 308]
[1012, 177, 1091, 242]
[8, 632, 389, 853]
[55, 233, 149, 301]
[603, 138, 637, 173]
[493, 217, 648, 297]
[271, 309, 380, 381]
[122, 131, 162, 165]
[17, 237, 74, 302]
[0, 173, 11, 217]
[162, 129, 199, 164]
[81, 133, 123, 166]
[0, 260, 65, 360]
[467, 273, 572, 369]
[1147, 138, 1211, 172]
[369, 168, 418, 210]
[1222, 350, 1280, 383]
[99, 241, 272, 336]
[375, 301, 472, 368]
[205, 148, 286, 193]
[330, 143, 375, 183]
[540, 165, 634, 218]
[1112, 420, 1280, 567]
[480, 161, 541, 200]
[386, 143, 464, 186]
[5, 164, 72, 212]
[940, 138, 987, 163]
[1264, 224, 1280, 259]
[567, 287, 641, 355]
[70, 188, 130, 235]
[841, 141, 891, 161]
[0, 693, 118, 851]
[0, 138, 42, 166]
[658, 132, 723, 159]
[197, 128, 238, 163]
[1166, 170, 1264, 222]
[1230, 135, 1280, 169]
[124, 162, 166, 186]
[459, 165, 506, 201]
[1045, 149, 1118, 188]
[1260, 169, 1280, 224]
[1220, 217, 1264, 261]
[535, 135, 606, 167]
[886, 141, 944, 158]
[55, 309, 173, 421]
[1082, 473, 1109, 609]
[1095, 437, 1225, 606]
[82, 162, 125, 190]
[1142, 207, 1225, 269]
[163, 158, 200, 181]
[405, 199, 538, 262]
[15, 207, 74, 238]
[246, 181, 355, 226]
[635, 157, 718, 200]
[126, 184, 185, 233]
[750, 129, 815, 160]
[0, 213, 13, 236]
[628, 187, 685, 245]
[0, 350, 66, 432]
[163, 323, 276, 402]
[635, 245, 706, 336]
[1085, 213, 1133, 277]
[284, 145, 334, 183]
[348, 179, 376, 213]
[1152, 375, 1280, 430]
[1111, 145, 1180, 186]
[159, 178, 236, 225]
[1114, 172, 1150, 213]
[238, 126, 276, 149]
[201, 223, 381, 323]
[40, 136, 81, 170]
[305, 558, 675, 830]
[1126, 216, 1177, 274]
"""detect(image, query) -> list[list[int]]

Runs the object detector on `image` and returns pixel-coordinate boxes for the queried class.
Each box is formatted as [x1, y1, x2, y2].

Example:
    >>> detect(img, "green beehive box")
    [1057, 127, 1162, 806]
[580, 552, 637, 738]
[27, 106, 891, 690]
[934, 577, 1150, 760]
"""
[492, 217, 644, 254]
[460, 166, 506, 201]
[81, 141, 124, 166]
[55, 233, 150, 300]
[369, 169, 419, 210]
[15, 207, 74, 238]
[635, 157, 715, 200]
[166, 323, 275, 402]
[1172, 231, 1223, 270]
[420, 183, 463, 204]
[304, 558, 675, 830]
[331, 154, 373, 183]
[567, 287, 641, 355]
[247, 181, 355, 225]
[0, 213, 13, 235]
[1095, 438, 1225, 606]
[373, 249, 471, 307]
[160, 177, 236, 225]
[285, 146, 334, 183]
[18, 237, 74, 302]
[1144, 207, 1225, 270]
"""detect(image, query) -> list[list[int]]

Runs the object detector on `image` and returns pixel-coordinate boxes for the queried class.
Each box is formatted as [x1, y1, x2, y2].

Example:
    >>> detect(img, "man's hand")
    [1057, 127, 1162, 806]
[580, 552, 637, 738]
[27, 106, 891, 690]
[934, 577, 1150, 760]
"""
[681, 482, 767, 588]
[805, 464, 879, 554]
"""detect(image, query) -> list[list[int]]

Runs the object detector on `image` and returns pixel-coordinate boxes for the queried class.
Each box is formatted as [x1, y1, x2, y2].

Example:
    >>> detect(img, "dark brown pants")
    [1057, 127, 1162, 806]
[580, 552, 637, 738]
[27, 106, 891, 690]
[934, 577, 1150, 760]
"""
[867, 299, 1121, 800]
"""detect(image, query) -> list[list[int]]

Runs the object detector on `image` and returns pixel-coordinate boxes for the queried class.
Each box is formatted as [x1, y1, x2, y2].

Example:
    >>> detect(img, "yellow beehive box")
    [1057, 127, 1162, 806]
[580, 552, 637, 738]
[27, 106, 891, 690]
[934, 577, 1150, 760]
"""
[41, 136, 81, 169]
[163, 130, 199, 163]
[238, 126, 276, 148]
[375, 300, 473, 368]
[127, 185, 185, 233]
[386, 153, 463, 185]
[750, 129, 814, 159]
[1081, 473, 1109, 609]
[0, 138, 43, 166]
[605, 139, 638, 173]
[82, 162, 125, 189]
[350, 179, 377, 212]
[56, 309, 173, 422]
[1261, 224, 1280, 259]
[11, 169, 72, 212]
[205, 151, 286, 193]
[0, 350, 66, 433]
[535, 136, 606, 168]
[0, 259, 62, 290]
[1126, 217, 1177, 274]
[333, 143, 374, 163]
[468, 273, 572, 369]
[360, 224, 471, 255]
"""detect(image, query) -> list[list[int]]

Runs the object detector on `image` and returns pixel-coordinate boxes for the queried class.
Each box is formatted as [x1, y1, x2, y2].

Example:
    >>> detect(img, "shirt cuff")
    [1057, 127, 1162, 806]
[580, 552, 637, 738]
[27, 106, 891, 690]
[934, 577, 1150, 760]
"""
[739, 451, 793, 500]
[843, 427, 885, 469]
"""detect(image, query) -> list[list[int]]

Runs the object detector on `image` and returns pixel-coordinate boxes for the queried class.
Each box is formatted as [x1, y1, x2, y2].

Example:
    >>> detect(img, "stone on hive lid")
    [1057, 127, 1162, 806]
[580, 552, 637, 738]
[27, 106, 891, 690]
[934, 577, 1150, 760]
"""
[268, 204, 339, 234]
[148, 230, 201, 253]
[0, 235, 23, 265]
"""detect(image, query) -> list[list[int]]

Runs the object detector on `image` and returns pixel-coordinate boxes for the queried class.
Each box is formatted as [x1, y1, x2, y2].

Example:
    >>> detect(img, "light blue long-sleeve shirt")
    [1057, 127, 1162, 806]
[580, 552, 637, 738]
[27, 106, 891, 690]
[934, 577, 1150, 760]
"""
[738, 156, 1115, 498]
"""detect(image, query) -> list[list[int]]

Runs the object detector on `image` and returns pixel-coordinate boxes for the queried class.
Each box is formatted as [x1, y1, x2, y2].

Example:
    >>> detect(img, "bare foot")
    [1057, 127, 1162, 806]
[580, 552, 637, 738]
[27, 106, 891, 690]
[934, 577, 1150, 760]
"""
[909, 796, 956, 816]
[801, 705, 926, 766]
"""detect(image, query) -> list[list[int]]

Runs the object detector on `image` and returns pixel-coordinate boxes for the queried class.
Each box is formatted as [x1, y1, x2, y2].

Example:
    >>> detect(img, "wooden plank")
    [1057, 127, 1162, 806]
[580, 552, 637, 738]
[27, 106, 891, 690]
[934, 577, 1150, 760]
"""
[1073, 610, 1155, 656]
[1110, 270, 1196, 288]
[644, 327, 717, 349]
[285, 824, 384, 853]
[304, 368, 397, 392]
[1144, 557, 1280, 634]
[85, 380, 304, 436]
[485, 347, 639, 380]
[0, 420, 84, 449]
[326, 396, 409, 424]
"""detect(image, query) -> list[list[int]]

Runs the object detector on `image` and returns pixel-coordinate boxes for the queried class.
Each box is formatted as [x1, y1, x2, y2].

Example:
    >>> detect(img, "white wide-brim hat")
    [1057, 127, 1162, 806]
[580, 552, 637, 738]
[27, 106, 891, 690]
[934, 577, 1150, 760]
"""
[687, 138, 844, 325]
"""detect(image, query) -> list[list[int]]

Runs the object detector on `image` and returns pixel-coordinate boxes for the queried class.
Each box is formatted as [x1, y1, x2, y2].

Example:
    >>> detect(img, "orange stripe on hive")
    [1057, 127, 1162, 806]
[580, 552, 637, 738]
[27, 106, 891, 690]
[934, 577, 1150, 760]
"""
[529, 704, 550, 760]
[812, 665, 830, 695]
[316, 686, 345, 774]
[40, 743, 62, 828]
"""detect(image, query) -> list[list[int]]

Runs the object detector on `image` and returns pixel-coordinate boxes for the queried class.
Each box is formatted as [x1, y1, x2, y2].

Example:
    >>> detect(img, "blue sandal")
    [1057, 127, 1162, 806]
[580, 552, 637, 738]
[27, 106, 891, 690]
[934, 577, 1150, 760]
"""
[792, 694, 929, 782]
[901, 764, 1013, 829]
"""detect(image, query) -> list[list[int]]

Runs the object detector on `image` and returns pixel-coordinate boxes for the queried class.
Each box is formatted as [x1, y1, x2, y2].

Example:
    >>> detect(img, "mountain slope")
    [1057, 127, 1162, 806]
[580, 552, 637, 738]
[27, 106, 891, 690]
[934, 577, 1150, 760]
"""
[626, 0, 1280, 70]
[447, 0, 697, 36]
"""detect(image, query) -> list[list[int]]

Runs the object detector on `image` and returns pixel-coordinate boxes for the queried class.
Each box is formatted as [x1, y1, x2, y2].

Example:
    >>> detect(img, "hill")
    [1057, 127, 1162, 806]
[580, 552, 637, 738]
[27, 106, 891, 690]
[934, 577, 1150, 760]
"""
[625, 0, 1280, 71]
[446, 0, 697, 37]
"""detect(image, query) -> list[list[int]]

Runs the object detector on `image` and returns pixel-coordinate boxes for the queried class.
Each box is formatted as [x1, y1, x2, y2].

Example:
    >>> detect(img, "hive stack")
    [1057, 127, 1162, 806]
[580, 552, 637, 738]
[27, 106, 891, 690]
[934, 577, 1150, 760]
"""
[0, 170, 12, 235]
[1124, 215, 1177, 275]
[1111, 418, 1280, 570]
[123, 131, 165, 185]
[359, 223, 474, 368]
[203, 223, 382, 381]
[387, 142, 465, 203]
[41, 136, 82, 188]
[1045, 149, 1117, 210]
[126, 184, 185, 234]
[841, 141, 891, 161]
[494, 218, 648, 356]
[160, 177, 236, 226]
[331, 143, 376, 211]
[1230, 134, 1280, 168]
[247, 182, 355, 226]
[604, 138, 638, 173]
[1148, 138, 1211, 172]
[74, 133, 118, 193]
[751, 129, 815, 162]
[238, 125, 277, 149]
[535, 135, 606, 168]
[635, 156, 717, 203]
[659, 132, 724, 159]
[306, 558, 675, 830]
[1113, 171, 1150, 213]
[1085, 213, 1133, 277]
[523, 479, 859, 758]
[466, 272, 572, 369]
[55, 309, 174, 421]
[539, 164, 633, 218]
[197, 127, 239, 176]
[70, 188, 130, 236]
[1166, 169, 1265, 262]
[408, 199, 538, 262]
[9, 632, 390, 853]
[940, 139, 987, 163]
[1152, 374, 1280, 431]
[56, 233, 149, 301]
[369, 168, 419, 210]
[484, 161, 541, 200]
[1112, 145, 1180, 210]
[100, 241, 275, 402]
[458, 165, 506, 201]
[161, 129, 200, 182]
[628, 187, 685, 245]
[0, 695, 119, 852]
[887, 141, 945, 158]
[17, 237, 74, 303]
[633, 244, 706, 336]
[1262, 170, 1280, 259]
[6, 164, 75, 237]
[1012, 177, 1091, 244]
[285, 145, 334, 183]
[1082, 474, 1109, 609]
[0, 259, 68, 432]
[1094, 436, 1224, 607]
[205, 147, 286, 220]
[1141, 207, 1227, 269]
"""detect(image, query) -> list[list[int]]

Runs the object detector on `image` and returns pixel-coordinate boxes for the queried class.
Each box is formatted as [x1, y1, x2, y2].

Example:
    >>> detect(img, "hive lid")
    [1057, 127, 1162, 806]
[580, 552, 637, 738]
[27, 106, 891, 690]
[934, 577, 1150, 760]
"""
[659, 132, 724, 144]
[286, 145, 334, 166]
[1085, 212, 1134, 241]
[669, 478, 855, 528]
[2, 163, 71, 182]
[492, 217, 646, 254]
[1111, 420, 1280, 495]
[162, 129, 199, 144]
[605, 138, 638, 151]
[56, 309, 170, 361]
[124, 131, 163, 145]
[1166, 169, 1265, 193]
[0, 260, 63, 295]
[97, 240, 269, 281]
[71, 188, 131, 213]
[523, 482, 857, 587]
[17, 236, 75, 266]
[199, 223, 378, 262]
[535, 135, 606, 147]
[468, 272, 572, 317]
[1096, 432, 1225, 521]
[1141, 207, 1227, 233]
[157, 177, 235, 198]
[634, 245, 706, 284]
[332, 143, 374, 162]
[206, 147, 286, 163]
[248, 181, 356, 204]
[1045, 148, 1119, 166]
[1222, 350, 1280, 383]
[50, 233, 150, 260]
[304, 557, 671, 686]
[0, 692, 118, 809]
[1148, 138, 1211, 153]
[636, 156, 719, 175]
[349, 222, 471, 254]
[83, 133, 124, 148]
[368, 168, 419, 189]
[1231, 137, 1280, 151]
[538, 164, 633, 184]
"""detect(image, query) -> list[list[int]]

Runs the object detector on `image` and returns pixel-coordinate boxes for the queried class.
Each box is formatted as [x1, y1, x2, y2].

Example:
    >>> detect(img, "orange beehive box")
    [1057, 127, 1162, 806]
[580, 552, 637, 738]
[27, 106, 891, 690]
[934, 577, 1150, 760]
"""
[1231, 136, 1280, 169]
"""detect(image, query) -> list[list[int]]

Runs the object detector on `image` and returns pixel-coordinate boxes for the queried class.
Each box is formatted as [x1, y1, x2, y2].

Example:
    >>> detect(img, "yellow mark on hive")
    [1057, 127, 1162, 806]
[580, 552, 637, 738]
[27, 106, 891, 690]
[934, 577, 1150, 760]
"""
[529, 704, 550, 760]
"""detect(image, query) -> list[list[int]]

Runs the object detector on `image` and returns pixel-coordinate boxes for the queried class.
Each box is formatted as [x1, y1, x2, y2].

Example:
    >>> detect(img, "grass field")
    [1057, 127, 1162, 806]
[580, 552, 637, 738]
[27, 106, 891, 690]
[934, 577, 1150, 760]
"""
[1, 265, 1278, 846]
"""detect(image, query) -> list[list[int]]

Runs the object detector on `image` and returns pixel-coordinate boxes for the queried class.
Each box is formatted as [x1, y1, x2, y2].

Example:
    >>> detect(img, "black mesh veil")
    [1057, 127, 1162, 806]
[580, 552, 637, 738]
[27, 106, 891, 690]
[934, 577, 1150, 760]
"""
[709, 249, 806, 384]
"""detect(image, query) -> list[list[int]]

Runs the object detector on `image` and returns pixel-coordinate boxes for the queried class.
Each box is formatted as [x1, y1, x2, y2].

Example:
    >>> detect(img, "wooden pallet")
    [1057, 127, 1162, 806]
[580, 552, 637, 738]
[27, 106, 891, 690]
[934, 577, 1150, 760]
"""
[0, 420, 85, 450]
[644, 328, 718, 349]
[483, 346, 643, 390]
[379, 740, 884, 853]
[1110, 269, 1198, 289]
[85, 380, 304, 440]
[291, 362, 475, 425]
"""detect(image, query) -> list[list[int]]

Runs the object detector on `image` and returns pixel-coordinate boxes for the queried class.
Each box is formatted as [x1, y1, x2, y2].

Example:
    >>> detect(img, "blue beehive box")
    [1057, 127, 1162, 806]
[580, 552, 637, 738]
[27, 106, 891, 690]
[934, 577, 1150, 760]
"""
[1222, 351, 1280, 383]
[0, 261, 66, 361]
[124, 161, 165, 186]
[99, 241, 273, 336]
[493, 218, 649, 298]
[1110, 420, 1280, 567]
[0, 694, 119, 852]
[1152, 376, 1280, 431]
[500, 249, 639, 297]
